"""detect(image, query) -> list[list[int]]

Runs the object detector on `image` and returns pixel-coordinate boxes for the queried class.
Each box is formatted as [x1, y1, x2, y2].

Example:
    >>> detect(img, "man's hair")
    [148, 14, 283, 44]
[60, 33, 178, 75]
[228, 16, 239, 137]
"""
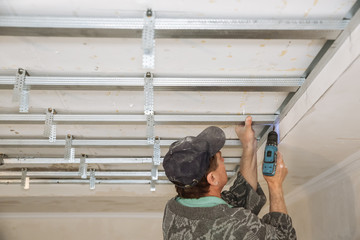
[175, 154, 218, 198]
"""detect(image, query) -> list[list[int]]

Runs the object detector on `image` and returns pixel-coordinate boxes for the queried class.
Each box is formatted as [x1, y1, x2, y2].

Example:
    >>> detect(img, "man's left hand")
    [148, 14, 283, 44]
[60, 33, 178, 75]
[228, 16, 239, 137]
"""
[235, 116, 256, 148]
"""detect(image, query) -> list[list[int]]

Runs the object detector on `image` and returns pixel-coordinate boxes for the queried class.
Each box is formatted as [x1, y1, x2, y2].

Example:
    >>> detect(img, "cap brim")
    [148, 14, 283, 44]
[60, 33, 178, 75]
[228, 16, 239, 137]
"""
[196, 126, 226, 156]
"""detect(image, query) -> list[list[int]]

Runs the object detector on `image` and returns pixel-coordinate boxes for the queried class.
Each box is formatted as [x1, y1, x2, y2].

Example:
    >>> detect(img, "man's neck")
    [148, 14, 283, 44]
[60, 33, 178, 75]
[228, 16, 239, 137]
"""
[205, 187, 222, 198]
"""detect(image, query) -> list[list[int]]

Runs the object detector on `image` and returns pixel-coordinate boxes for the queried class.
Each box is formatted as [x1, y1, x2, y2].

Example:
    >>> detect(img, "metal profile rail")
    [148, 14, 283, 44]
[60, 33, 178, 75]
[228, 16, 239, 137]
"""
[0, 179, 172, 184]
[0, 171, 166, 178]
[0, 114, 277, 125]
[1, 157, 240, 165]
[0, 16, 349, 39]
[0, 170, 236, 178]
[0, 171, 164, 178]
[0, 139, 241, 147]
[0, 76, 305, 92]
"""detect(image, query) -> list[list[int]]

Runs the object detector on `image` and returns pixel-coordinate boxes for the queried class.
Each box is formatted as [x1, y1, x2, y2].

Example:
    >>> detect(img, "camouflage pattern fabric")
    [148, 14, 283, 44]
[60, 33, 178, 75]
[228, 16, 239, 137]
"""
[162, 173, 297, 239]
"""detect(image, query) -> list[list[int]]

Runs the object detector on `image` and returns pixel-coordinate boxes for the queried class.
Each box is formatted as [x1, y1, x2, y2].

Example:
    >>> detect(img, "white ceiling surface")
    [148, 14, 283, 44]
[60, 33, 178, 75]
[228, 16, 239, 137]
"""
[0, 0, 359, 216]
[0, 90, 287, 115]
[0, 0, 355, 19]
[0, 37, 324, 76]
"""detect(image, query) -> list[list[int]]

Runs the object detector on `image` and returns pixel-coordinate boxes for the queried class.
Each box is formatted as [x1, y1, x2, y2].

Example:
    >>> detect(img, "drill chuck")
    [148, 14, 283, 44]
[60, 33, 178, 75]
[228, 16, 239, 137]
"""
[266, 131, 278, 146]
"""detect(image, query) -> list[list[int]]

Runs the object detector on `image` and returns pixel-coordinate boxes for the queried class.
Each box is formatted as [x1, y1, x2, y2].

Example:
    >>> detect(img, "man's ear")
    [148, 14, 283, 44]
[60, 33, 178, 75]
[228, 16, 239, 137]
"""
[206, 172, 218, 186]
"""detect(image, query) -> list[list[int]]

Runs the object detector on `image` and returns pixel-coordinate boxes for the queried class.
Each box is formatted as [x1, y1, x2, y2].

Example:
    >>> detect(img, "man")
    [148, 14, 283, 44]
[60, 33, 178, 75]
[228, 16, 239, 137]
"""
[162, 116, 297, 239]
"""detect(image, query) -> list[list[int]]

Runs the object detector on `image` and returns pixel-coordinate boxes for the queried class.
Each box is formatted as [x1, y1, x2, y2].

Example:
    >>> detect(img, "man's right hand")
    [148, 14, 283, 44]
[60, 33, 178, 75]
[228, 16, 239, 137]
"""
[263, 151, 288, 214]
[263, 152, 288, 189]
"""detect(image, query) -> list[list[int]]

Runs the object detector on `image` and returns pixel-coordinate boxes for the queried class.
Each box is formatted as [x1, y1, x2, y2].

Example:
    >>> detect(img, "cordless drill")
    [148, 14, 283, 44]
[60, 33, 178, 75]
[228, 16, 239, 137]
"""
[262, 130, 278, 176]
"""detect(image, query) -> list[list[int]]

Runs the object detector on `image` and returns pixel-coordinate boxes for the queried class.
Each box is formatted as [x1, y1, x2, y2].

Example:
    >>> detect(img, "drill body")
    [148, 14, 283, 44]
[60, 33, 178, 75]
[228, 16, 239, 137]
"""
[262, 131, 278, 176]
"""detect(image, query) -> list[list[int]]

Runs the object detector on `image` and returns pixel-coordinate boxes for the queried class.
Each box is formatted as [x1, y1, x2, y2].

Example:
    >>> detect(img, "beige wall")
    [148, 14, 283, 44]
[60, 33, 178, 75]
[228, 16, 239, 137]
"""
[1, 157, 359, 240]
[0, 180, 172, 240]
[0, 213, 163, 240]
[286, 150, 360, 240]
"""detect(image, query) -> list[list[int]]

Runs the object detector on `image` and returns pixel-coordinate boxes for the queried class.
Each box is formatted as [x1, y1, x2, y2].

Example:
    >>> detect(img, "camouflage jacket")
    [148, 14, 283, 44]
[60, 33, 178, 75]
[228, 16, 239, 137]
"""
[162, 173, 297, 239]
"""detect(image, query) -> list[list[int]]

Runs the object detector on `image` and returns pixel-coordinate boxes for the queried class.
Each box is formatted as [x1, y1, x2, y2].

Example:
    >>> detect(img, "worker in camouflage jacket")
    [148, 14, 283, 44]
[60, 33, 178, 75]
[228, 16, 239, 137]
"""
[162, 116, 296, 239]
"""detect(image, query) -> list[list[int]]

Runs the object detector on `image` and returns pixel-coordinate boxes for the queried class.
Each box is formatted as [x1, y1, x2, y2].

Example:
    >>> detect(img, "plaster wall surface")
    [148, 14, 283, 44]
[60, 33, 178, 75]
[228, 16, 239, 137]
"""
[286, 150, 360, 240]
[0, 213, 163, 240]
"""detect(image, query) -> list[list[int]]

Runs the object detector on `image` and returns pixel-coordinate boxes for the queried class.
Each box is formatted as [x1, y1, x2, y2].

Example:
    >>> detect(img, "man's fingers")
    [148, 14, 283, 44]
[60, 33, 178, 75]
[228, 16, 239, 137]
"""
[245, 116, 252, 126]
[277, 152, 283, 163]
[276, 152, 287, 170]
[236, 116, 252, 129]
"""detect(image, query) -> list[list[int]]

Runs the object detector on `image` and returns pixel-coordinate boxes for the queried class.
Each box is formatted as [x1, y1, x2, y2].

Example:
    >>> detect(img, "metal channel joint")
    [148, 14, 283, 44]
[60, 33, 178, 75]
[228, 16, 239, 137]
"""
[12, 68, 30, 113]
[44, 108, 57, 142]
[142, 9, 155, 69]
[151, 137, 161, 191]
[153, 137, 161, 166]
[89, 169, 96, 190]
[64, 134, 75, 162]
[144, 72, 155, 144]
[21, 168, 30, 190]
[79, 154, 88, 179]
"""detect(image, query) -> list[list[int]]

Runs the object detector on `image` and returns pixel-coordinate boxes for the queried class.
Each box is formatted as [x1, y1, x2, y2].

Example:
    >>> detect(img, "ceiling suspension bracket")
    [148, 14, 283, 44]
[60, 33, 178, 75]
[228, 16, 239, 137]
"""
[150, 137, 161, 191]
[21, 168, 29, 190]
[89, 169, 96, 190]
[12, 68, 30, 113]
[64, 134, 75, 162]
[144, 72, 155, 144]
[142, 9, 156, 69]
[43, 108, 57, 142]
[146, 115, 155, 144]
[78, 154, 88, 179]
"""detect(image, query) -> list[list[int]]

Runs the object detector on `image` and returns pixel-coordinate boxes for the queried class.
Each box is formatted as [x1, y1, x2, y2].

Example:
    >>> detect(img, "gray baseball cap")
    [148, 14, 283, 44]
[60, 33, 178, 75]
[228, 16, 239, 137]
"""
[163, 126, 226, 188]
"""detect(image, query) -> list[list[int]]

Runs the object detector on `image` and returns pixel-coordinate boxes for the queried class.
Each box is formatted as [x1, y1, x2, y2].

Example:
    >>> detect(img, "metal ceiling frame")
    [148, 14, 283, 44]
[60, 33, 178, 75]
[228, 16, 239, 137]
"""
[0, 16, 349, 39]
[0, 139, 242, 147]
[1, 3, 359, 189]
[0, 113, 277, 124]
[0, 75, 304, 92]
[0, 170, 237, 178]
[0, 179, 170, 185]
[279, 6, 360, 125]
[0, 157, 240, 165]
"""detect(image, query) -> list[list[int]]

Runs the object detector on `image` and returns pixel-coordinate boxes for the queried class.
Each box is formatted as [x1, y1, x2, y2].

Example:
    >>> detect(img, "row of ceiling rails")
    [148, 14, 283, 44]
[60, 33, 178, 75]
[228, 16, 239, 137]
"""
[1, 68, 254, 191]
[1, 4, 359, 190]
[0, 67, 285, 191]
[0, 68, 288, 147]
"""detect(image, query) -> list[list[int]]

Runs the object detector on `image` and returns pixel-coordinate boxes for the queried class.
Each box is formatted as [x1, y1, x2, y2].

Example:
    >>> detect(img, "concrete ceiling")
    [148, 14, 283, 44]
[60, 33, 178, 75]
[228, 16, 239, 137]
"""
[0, 0, 359, 217]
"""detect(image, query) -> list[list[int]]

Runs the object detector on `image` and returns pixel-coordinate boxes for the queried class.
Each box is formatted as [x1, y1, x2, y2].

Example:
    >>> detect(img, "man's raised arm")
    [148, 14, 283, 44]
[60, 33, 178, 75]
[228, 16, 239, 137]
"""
[235, 116, 258, 190]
